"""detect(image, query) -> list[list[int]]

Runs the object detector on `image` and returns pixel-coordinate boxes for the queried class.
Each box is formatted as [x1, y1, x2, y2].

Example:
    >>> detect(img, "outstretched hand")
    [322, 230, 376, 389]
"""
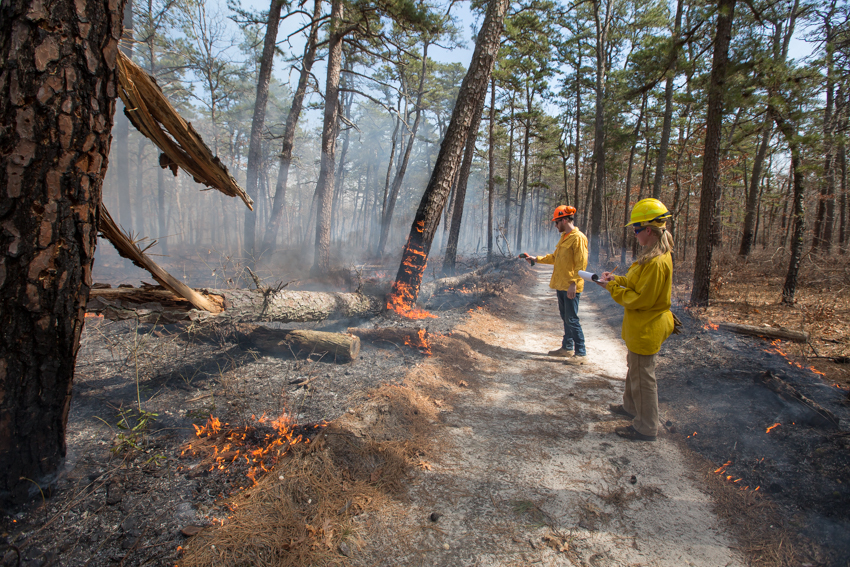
[519, 253, 535, 265]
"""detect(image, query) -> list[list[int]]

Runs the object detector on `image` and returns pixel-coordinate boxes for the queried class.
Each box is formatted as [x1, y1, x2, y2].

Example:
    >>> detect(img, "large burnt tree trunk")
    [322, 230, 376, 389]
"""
[243, 0, 285, 263]
[0, 0, 126, 505]
[690, 0, 736, 307]
[259, 0, 322, 259]
[389, 0, 509, 308]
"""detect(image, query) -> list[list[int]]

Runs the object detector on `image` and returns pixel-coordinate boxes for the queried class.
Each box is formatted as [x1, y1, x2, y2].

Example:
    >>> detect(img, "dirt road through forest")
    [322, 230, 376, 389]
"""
[355, 266, 744, 567]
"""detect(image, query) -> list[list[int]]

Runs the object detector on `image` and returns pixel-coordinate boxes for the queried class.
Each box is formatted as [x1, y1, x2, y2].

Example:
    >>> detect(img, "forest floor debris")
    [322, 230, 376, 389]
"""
[1, 254, 848, 566]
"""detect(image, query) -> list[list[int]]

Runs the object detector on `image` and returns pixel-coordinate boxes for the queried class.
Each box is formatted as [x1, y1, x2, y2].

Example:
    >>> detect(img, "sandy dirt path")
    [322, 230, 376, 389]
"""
[355, 266, 744, 567]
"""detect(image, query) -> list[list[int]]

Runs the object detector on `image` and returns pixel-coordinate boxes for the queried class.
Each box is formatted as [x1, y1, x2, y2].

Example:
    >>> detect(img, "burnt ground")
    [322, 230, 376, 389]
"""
[594, 289, 850, 567]
[1, 258, 849, 567]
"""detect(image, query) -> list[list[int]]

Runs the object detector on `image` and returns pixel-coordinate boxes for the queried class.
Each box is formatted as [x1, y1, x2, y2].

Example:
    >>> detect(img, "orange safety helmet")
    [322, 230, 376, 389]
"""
[552, 205, 577, 222]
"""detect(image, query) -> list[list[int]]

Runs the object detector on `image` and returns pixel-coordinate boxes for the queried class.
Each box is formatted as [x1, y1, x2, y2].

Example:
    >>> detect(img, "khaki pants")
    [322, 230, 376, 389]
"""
[622, 351, 659, 436]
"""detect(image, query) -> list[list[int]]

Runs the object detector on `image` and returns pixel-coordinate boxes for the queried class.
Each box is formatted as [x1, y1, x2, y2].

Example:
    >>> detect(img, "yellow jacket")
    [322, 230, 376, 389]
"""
[605, 252, 674, 355]
[536, 228, 588, 293]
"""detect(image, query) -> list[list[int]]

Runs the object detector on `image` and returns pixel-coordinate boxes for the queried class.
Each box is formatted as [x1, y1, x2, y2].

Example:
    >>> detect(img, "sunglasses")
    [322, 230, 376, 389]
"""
[633, 224, 648, 234]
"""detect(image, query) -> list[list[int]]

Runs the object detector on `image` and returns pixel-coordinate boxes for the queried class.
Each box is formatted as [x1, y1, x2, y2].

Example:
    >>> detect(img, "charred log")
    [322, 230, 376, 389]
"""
[234, 324, 360, 363]
[347, 327, 426, 346]
[755, 371, 838, 428]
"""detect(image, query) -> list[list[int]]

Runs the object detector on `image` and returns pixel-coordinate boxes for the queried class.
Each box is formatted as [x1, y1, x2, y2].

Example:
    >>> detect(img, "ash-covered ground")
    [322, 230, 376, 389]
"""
[0, 260, 511, 567]
[1, 259, 849, 567]
[594, 289, 850, 567]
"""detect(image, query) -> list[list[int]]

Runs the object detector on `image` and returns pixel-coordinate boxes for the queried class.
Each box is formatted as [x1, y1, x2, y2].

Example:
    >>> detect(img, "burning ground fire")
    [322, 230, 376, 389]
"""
[180, 412, 326, 486]
[386, 284, 438, 320]
[713, 460, 761, 491]
[403, 329, 432, 355]
[766, 339, 825, 376]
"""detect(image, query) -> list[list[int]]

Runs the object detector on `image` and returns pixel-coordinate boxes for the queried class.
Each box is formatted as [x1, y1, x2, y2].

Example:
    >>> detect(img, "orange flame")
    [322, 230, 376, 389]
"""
[186, 414, 327, 486]
[84, 313, 104, 319]
[387, 281, 438, 319]
[764, 340, 825, 376]
[403, 329, 432, 355]
[766, 423, 780, 433]
[703, 321, 719, 330]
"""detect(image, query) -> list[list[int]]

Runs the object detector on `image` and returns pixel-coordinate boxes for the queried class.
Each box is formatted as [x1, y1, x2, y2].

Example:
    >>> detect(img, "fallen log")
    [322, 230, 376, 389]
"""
[87, 286, 384, 324]
[718, 322, 809, 343]
[754, 371, 838, 428]
[347, 327, 427, 346]
[418, 258, 515, 301]
[235, 324, 360, 363]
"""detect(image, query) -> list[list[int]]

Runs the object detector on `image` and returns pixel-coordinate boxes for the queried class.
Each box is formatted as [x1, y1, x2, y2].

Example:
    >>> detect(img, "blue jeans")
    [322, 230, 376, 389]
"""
[556, 290, 585, 356]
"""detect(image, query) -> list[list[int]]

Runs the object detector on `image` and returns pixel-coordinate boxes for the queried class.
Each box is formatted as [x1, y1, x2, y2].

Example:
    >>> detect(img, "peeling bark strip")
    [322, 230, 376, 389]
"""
[0, 0, 127, 505]
[114, 52, 253, 210]
[98, 206, 222, 313]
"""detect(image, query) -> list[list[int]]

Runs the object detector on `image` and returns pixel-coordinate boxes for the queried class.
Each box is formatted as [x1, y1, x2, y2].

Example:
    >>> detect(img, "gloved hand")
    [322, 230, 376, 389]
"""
[519, 253, 535, 265]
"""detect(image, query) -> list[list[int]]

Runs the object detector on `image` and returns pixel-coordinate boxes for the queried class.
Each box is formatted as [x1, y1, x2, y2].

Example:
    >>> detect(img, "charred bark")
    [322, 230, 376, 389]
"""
[234, 325, 361, 363]
[0, 0, 126, 506]
[389, 0, 509, 308]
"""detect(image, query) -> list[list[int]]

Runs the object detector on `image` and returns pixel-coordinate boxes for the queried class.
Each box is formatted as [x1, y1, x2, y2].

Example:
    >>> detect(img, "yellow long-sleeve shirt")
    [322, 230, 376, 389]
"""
[605, 252, 674, 355]
[535, 228, 588, 293]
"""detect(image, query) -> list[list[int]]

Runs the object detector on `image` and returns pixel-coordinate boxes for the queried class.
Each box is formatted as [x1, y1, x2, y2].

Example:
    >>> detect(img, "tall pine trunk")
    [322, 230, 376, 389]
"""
[444, 89, 488, 274]
[652, 0, 683, 199]
[311, 0, 344, 275]
[243, 0, 284, 263]
[377, 42, 430, 256]
[0, 0, 126, 505]
[690, 0, 737, 307]
[260, 0, 322, 259]
[739, 115, 771, 256]
[487, 78, 497, 261]
[389, 0, 509, 308]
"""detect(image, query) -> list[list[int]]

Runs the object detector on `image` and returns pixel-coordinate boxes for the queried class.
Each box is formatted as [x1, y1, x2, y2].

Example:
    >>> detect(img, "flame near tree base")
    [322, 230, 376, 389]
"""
[387, 224, 437, 320]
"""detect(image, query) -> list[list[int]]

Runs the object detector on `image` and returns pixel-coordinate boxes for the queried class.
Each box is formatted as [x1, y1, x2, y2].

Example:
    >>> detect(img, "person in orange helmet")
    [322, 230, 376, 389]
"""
[522, 205, 589, 360]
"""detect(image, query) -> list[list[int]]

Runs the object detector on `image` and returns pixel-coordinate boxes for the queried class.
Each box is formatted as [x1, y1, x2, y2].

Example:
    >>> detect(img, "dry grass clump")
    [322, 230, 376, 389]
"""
[180, 381, 439, 567]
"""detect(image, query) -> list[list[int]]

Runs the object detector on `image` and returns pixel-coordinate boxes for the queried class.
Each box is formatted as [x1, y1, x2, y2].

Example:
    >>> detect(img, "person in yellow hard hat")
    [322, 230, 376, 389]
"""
[596, 198, 674, 441]
[522, 205, 589, 359]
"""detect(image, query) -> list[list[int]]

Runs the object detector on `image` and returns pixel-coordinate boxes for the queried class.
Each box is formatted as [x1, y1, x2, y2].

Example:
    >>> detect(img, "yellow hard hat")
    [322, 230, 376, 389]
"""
[626, 198, 671, 227]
